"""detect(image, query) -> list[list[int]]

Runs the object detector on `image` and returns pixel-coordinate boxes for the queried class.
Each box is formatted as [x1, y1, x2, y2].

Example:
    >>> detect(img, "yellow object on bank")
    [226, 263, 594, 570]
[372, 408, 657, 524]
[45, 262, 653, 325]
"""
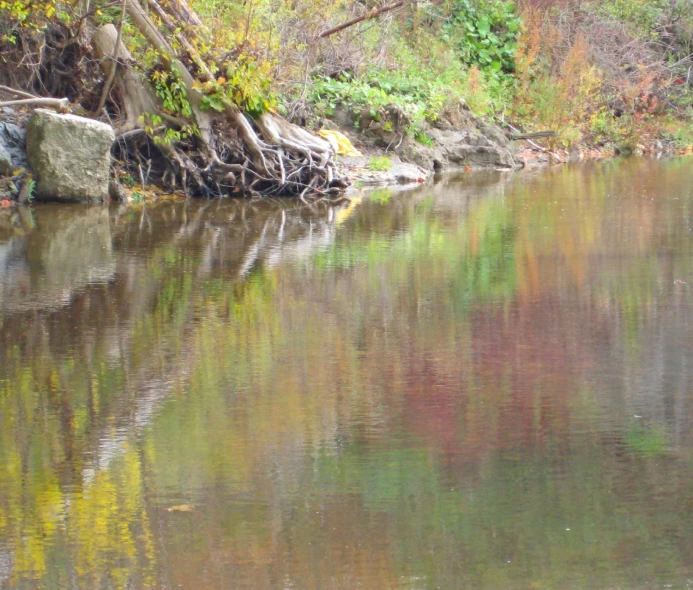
[318, 129, 363, 157]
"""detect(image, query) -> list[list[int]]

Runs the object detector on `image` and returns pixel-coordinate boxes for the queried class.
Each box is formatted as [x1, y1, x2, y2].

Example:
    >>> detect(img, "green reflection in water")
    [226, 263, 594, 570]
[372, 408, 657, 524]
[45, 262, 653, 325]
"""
[2, 158, 693, 588]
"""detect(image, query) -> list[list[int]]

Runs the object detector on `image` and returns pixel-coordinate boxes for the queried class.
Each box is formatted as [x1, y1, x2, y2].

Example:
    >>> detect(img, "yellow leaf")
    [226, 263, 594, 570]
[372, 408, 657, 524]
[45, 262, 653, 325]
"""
[167, 504, 193, 512]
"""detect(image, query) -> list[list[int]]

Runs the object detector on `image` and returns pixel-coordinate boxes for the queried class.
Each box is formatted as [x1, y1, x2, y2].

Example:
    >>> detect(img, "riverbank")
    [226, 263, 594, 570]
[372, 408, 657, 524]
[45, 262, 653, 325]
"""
[0, 99, 518, 203]
[1, 97, 689, 207]
[3, 0, 693, 202]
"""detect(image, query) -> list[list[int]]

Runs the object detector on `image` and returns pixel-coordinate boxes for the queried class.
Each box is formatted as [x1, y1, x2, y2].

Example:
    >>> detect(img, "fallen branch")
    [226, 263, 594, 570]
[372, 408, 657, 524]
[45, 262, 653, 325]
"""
[0, 97, 69, 111]
[0, 85, 36, 100]
[511, 131, 556, 140]
[502, 121, 550, 153]
[319, 0, 410, 38]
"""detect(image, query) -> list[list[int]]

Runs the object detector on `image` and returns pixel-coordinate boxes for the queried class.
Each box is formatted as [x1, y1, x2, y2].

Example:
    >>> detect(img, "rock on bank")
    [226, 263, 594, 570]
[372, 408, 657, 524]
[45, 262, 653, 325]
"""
[26, 109, 114, 202]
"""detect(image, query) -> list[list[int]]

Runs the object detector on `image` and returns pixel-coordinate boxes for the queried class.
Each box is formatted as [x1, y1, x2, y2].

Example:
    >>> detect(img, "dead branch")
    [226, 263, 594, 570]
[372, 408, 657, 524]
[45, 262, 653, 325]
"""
[0, 97, 69, 111]
[319, 0, 410, 38]
[0, 85, 37, 99]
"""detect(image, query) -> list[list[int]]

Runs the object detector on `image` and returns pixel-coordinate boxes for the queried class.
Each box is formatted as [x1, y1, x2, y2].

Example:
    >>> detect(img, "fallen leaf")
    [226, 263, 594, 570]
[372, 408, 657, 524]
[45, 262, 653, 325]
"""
[167, 504, 193, 512]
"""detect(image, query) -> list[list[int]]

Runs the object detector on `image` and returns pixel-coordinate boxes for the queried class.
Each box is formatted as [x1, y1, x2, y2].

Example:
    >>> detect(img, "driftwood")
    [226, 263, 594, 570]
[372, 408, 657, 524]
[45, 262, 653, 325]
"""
[0, 97, 69, 112]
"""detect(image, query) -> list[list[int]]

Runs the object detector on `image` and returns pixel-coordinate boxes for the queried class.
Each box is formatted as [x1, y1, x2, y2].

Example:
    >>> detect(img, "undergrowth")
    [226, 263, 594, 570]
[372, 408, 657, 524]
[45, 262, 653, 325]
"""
[301, 0, 693, 152]
[3, 0, 693, 157]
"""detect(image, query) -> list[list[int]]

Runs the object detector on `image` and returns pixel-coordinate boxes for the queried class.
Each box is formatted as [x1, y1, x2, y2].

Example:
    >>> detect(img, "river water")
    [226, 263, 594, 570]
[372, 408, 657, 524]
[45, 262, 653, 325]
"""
[2, 159, 693, 589]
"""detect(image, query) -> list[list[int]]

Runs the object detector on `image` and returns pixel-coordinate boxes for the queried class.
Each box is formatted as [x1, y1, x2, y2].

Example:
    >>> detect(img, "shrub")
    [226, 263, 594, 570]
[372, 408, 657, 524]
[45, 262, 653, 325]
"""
[441, 0, 522, 74]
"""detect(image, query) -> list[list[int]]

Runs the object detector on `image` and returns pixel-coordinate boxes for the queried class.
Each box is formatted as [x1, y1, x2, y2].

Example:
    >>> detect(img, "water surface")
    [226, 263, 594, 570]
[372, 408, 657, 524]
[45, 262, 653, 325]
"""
[2, 159, 693, 589]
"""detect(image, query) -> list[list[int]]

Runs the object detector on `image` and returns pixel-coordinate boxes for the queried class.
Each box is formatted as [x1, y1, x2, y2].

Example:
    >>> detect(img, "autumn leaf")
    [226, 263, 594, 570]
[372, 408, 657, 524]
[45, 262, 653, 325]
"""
[167, 504, 193, 512]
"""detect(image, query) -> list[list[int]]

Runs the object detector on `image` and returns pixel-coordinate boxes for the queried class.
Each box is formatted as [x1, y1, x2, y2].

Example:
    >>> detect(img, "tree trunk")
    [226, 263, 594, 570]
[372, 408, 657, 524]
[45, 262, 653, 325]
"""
[92, 24, 158, 133]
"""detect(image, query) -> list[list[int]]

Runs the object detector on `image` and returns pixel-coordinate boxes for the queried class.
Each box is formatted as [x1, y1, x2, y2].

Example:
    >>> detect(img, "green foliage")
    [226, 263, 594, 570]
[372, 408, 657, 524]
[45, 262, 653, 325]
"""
[192, 57, 275, 117]
[0, 0, 55, 26]
[415, 131, 434, 146]
[311, 61, 468, 134]
[312, 73, 426, 126]
[671, 124, 693, 149]
[91, 3, 122, 26]
[142, 67, 200, 145]
[224, 56, 275, 118]
[442, 0, 521, 74]
[130, 191, 145, 204]
[590, 108, 636, 147]
[24, 178, 35, 201]
[367, 156, 392, 171]
[150, 67, 192, 118]
[138, 112, 198, 146]
[460, 65, 513, 115]
[590, 0, 669, 36]
[307, 3, 518, 126]
[159, 124, 198, 145]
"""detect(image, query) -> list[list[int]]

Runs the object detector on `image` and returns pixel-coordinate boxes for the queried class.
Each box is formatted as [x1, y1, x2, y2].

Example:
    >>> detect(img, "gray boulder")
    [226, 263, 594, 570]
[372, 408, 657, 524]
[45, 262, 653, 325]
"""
[338, 99, 519, 172]
[399, 126, 517, 171]
[0, 112, 27, 175]
[26, 109, 114, 202]
[0, 143, 12, 176]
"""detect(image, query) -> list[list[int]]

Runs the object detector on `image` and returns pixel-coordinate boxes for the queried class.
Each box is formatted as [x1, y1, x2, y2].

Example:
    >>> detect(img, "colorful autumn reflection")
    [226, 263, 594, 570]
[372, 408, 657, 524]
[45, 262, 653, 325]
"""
[2, 158, 693, 589]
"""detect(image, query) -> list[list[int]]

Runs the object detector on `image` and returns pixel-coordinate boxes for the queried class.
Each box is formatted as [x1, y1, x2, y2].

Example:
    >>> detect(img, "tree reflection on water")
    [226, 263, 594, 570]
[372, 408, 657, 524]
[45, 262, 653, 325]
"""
[2, 159, 693, 589]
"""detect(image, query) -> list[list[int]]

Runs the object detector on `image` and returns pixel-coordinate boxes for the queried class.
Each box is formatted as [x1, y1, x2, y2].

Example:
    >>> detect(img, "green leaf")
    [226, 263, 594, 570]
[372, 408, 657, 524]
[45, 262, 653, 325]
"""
[477, 17, 490, 37]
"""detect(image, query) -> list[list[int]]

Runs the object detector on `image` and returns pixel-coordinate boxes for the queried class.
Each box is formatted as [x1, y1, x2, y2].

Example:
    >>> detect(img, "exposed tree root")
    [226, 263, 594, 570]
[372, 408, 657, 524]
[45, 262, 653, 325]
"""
[95, 0, 348, 198]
